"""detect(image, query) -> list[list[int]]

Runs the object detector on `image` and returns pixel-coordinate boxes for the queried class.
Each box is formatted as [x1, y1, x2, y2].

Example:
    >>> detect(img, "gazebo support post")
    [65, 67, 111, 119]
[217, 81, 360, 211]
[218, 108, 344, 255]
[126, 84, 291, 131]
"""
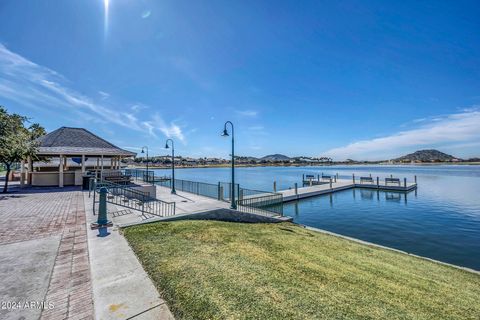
[81, 154, 86, 174]
[59, 155, 64, 188]
[101, 155, 104, 179]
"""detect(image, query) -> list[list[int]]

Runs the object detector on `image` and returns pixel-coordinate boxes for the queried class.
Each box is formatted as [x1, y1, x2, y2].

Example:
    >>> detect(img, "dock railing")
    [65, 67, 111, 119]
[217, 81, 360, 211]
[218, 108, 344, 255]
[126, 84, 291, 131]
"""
[157, 178, 222, 200]
[237, 189, 284, 217]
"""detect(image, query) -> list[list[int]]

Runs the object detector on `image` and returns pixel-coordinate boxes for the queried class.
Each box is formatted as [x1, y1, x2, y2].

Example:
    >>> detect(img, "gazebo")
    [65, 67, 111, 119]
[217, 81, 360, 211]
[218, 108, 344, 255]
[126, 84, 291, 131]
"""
[20, 127, 136, 187]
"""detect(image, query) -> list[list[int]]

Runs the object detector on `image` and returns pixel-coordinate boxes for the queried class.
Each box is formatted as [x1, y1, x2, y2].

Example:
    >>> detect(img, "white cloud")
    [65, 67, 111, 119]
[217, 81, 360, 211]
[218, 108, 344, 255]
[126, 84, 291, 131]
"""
[0, 43, 184, 142]
[324, 108, 480, 160]
[160, 123, 184, 141]
[236, 110, 258, 117]
[148, 114, 185, 142]
[98, 91, 110, 100]
[141, 10, 151, 19]
[131, 104, 148, 112]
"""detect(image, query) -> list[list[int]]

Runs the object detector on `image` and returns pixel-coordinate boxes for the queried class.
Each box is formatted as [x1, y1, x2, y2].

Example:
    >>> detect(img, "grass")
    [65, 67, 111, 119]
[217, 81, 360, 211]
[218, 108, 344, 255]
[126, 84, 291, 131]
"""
[124, 221, 480, 320]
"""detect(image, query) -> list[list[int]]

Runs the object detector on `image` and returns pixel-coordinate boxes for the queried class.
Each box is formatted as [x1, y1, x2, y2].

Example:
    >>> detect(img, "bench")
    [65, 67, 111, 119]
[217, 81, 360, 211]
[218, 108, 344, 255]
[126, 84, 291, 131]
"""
[385, 177, 400, 186]
[360, 176, 374, 184]
[104, 174, 132, 184]
[321, 175, 332, 182]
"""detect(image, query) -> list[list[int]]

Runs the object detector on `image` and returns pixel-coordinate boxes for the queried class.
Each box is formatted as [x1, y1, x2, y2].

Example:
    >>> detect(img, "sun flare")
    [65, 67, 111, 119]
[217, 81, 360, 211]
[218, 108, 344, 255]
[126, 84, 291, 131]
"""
[103, 0, 110, 36]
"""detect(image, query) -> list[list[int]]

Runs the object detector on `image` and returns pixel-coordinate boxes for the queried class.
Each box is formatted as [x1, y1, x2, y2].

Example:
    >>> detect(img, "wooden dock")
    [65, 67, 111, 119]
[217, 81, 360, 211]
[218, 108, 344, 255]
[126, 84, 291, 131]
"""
[280, 179, 417, 202]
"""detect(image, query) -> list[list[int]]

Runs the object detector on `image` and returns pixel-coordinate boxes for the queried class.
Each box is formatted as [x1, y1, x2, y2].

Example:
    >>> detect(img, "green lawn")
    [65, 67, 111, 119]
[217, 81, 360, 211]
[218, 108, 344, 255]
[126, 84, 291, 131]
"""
[124, 221, 480, 320]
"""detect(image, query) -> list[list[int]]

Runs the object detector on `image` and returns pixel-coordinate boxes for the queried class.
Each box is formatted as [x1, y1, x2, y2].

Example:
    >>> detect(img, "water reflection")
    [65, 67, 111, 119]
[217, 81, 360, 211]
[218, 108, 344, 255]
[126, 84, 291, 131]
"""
[360, 190, 374, 200]
[385, 192, 402, 202]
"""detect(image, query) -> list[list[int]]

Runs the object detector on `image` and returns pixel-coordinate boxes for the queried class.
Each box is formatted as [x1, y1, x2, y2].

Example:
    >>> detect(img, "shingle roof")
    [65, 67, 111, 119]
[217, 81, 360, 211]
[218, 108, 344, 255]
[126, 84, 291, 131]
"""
[36, 127, 136, 156]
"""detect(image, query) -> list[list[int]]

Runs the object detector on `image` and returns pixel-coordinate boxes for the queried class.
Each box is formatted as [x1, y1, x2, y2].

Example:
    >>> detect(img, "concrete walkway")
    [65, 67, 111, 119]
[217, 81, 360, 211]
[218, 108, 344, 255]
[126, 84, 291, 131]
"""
[109, 184, 231, 226]
[155, 185, 230, 214]
[84, 193, 175, 320]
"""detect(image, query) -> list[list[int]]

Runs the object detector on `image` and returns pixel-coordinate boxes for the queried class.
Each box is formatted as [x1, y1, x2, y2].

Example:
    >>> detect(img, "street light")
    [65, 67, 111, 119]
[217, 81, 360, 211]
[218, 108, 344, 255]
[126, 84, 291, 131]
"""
[141, 146, 149, 182]
[221, 121, 236, 209]
[165, 139, 176, 194]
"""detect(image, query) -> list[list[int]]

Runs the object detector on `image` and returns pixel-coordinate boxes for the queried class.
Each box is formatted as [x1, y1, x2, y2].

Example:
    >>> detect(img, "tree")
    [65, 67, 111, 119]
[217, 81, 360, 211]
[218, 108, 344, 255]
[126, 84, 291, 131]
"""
[0, 106, 45, 193]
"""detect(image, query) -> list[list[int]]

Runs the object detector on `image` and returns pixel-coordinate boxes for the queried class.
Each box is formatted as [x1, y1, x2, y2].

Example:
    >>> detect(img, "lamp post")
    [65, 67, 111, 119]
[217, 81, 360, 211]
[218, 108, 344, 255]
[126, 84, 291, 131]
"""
[221, 121, 236, 209]
[165, 139, 176, 194]
[141, 146, 149, 183]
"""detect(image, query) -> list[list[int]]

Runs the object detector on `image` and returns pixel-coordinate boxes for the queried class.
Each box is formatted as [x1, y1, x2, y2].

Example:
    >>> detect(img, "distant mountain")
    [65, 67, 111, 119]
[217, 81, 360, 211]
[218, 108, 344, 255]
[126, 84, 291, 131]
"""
[261, 154, 291, 161]
[235, 156, 259, 161]
[393, 149, 461, 162]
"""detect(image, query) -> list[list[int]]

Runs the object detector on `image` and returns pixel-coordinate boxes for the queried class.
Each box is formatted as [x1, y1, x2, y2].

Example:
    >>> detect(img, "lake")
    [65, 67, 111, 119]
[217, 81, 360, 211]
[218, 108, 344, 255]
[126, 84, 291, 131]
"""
[151, 165, 480, 270]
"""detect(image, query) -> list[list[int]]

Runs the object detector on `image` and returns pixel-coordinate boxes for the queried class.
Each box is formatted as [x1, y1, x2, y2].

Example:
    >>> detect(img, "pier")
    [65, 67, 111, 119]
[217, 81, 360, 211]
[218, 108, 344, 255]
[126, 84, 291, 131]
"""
[281, 177, 417, 202]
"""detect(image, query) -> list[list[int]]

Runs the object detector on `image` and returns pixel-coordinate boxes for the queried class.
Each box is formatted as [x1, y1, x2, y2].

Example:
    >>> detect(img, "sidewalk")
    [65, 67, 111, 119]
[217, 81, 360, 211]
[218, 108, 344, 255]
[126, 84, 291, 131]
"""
[84, 192, 174, 320]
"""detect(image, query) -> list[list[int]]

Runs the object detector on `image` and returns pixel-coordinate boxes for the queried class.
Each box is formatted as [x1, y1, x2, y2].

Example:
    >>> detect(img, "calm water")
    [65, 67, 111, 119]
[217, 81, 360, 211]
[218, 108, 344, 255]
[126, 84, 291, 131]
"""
[152, 165, 480, 270]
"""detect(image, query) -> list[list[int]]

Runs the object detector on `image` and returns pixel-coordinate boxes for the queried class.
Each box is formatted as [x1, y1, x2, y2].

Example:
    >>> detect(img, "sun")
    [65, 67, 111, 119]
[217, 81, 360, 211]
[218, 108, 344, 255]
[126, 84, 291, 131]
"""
[103, 0, 110, 36]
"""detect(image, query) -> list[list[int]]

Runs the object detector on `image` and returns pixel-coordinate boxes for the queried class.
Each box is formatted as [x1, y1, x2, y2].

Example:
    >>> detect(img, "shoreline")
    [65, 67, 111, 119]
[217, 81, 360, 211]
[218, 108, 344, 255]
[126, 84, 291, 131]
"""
[128, 162, 480, 170]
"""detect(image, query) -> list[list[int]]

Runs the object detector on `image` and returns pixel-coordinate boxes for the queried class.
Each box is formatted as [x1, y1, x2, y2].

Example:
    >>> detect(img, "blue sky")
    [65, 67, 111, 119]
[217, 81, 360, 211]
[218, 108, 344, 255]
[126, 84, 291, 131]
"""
[0, 0, 479, 160]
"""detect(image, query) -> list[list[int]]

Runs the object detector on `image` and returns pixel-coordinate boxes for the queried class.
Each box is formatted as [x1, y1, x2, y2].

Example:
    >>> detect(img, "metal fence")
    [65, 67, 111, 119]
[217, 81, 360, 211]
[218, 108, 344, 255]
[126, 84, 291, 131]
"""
[157, 178, 223, 200]
[92, 179, 176, 217]
[119, 168, 284, 217]
[123, 168, 156, 183]
[218, 182, 240, 202]
[236, 191, 284, 217]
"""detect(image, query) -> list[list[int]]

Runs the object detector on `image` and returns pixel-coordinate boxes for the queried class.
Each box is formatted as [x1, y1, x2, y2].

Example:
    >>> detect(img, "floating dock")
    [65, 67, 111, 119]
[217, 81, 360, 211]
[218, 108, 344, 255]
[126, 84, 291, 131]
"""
[280, 179, 417, 202]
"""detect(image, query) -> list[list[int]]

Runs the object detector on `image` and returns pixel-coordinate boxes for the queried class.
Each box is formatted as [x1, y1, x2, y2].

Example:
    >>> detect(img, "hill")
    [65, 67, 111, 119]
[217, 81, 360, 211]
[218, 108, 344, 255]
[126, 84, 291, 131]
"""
[393, 149, 460, 162]
[261, 154, 291, 161]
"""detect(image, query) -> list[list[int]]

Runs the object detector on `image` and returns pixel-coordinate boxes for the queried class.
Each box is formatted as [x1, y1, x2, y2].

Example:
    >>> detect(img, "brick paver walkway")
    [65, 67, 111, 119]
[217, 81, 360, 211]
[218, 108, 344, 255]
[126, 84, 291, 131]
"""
[0, 188, 94, 320]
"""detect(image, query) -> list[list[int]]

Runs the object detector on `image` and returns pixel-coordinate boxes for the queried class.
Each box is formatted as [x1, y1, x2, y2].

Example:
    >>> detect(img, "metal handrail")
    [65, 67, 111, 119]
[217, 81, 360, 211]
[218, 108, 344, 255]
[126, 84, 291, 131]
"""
[119, 168, 284, 217]
[93, 179, 176, 217]
[158, 178, 221, 199]
[236, 192, 284, 217]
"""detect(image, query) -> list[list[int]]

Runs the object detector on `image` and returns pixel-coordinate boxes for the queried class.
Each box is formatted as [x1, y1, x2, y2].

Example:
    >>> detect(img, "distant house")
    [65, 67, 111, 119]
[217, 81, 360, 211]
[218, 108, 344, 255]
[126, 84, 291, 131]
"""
[21, 127, 136, 187]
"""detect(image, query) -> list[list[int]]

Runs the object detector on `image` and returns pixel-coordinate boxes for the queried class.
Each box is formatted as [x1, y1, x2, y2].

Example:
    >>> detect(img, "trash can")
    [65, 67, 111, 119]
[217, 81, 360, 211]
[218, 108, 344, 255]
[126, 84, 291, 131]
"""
[82, 176, 91, 190]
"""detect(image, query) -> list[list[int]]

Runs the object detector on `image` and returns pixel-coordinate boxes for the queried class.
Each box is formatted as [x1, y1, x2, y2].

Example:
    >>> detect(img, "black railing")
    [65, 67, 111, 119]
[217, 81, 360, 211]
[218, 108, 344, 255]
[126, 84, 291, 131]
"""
[121, 168, 284, 217]
[218, 181, 240, 202]
[157, 178, 222, 200]
[93, 179, 176, 217]
[123, 168, 170, 184]
[236, 191, 284, 217]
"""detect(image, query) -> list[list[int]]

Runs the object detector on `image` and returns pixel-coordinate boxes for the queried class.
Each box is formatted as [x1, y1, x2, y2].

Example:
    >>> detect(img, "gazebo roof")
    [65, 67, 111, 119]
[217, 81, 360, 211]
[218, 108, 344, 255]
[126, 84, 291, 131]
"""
[36, 127, 136, 157]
